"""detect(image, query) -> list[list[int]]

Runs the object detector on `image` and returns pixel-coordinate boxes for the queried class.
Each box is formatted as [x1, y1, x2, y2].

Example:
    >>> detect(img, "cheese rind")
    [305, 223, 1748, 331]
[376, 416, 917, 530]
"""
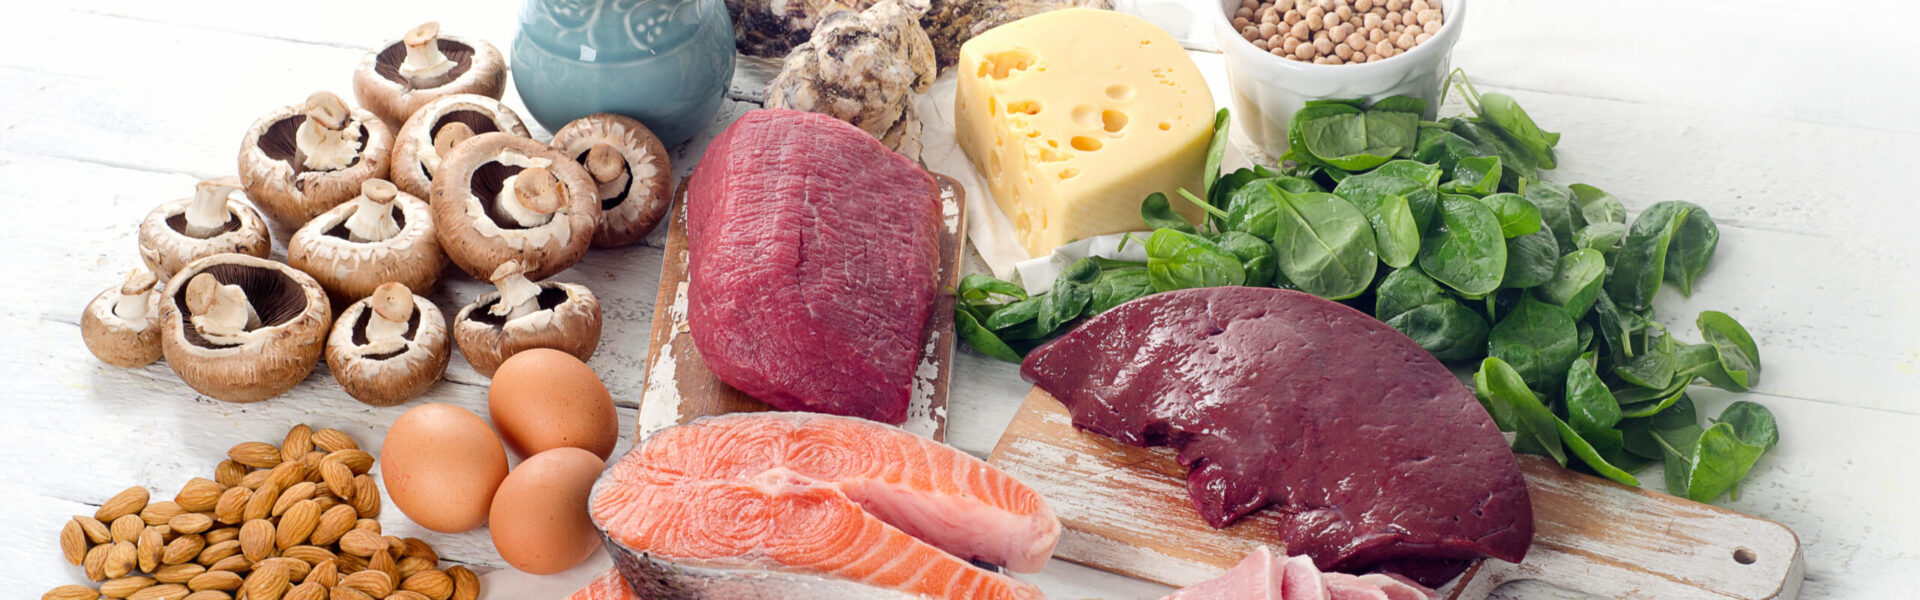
[955, 8, 1215, 258]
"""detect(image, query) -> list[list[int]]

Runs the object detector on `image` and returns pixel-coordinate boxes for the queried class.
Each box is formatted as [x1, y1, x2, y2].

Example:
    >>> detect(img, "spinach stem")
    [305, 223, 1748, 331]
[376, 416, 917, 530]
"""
[1176, 188, 1230, 219]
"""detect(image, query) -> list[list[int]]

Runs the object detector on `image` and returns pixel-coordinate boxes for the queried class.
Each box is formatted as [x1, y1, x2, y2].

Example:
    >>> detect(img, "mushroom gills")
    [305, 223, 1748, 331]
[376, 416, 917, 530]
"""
[582, 144, 636, 211]
[351, 304, 422, 360]
[187, 274, 263, 343]
[172, 264, 312, 349]
[420, 118, 485, 179]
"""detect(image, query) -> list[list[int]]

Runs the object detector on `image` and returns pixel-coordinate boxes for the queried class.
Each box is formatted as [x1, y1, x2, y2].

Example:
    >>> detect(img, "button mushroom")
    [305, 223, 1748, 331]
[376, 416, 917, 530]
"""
[288, 179, 445, 307]
[453, 260, 602, 377]
[159, 254, 333, 403]
[388, 94, 531, 201]
[431, 132, 600, 281]
[137, 175, 271, 279]
[326, 282, 450, 406]
[353, 22, 509, 131]
[549, 113, 676, 248]
[238, 91, 395, 228]
[81, 268, 165, 368]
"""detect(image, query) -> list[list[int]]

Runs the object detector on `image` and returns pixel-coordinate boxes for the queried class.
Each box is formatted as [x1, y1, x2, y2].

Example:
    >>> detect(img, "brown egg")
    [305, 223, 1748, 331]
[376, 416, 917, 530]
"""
[381, 403, 510, 533]
[489, 447, 606, 574]
[488, 348, 619, 460]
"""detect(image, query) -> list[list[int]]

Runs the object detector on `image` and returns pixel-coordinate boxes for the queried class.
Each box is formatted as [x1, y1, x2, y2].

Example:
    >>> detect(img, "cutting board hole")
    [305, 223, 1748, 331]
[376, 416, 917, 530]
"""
[1733, 547, 1757, 564]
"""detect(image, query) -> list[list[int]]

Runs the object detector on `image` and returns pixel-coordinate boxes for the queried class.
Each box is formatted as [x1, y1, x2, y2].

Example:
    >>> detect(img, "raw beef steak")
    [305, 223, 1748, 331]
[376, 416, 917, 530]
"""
[685, 109, 941, 424]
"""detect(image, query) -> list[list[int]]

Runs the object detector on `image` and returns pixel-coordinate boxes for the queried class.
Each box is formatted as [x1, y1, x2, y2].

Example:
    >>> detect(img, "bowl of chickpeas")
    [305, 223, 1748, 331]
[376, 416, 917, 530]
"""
[1211, 0, 1466, 158]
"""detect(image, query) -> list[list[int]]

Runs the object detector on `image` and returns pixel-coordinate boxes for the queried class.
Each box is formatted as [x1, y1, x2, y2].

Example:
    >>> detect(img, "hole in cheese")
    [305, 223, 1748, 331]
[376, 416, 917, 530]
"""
[1072, 105, 1099, 128]
[1047, 140, 1059, 148]
[1070, 136, 1103, 152]
[1105, 84, 1135, 101]
[1158, 122, 1172, 131]
[979, 50, 1039, 80]
[1102, 110, 1128, 133]
[1059, 168, 1081, 179]
[1007, 100, 1042, 115]
[1038, 147, 1071, 162]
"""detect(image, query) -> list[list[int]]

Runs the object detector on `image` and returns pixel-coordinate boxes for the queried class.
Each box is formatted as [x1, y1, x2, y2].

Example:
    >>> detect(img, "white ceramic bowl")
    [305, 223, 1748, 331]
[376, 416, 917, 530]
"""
[1210, 0, 1467, 158]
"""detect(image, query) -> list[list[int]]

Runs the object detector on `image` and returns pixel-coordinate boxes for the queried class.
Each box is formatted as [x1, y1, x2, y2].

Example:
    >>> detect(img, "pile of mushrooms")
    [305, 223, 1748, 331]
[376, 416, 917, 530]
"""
[81, 269, 166, 368]
[549, 113, 675, 248]
[431, 132, 600, 281]
[453, 260, 601, 376]
[288, 178, 444, 306]
[327, 282, 450, 405]
[159, 254, 333, 403]
[239, 91, 394, 228]
[138, 176, 271, 279]
[389, 94, 530, 200]
[354, 22, 509, 130]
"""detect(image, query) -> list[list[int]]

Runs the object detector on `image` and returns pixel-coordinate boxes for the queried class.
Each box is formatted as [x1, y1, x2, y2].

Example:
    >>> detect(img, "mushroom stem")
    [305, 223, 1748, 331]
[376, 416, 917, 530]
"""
[186, 273, 261, 341]
[295, 91, 364, 171]
[184, 176, 243, 237]
[497, 166, 563, 227]
[344, 179, 404, 243]
[425, 121, 476, 174]
[111, 269, 159, 323]
[360, 282, 416, 354]
[487, 260, 544, 322]
[400, 22, 458, 88]
[585, 144, 631, 203]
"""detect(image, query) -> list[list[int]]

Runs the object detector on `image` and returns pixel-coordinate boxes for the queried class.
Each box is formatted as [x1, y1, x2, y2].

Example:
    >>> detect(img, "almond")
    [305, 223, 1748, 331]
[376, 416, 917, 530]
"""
[335, 551, 368, 574]
[353, 518, 381, 535]
[162, 533, 205, 566]
[244, 561, 290, 600]
[283, 545, 336, 566]
[368, 549, 397, 581]
[196, 540, 240, 567]
[389, 592, 432, 600]
[338, 530, 386, 557]
[282, 424, 315, 463]
[348, 477, 380, 518]
[446, 566, 478, 600]
[142, 500, 185, 526]
[176, 478, 226, 513]
[154, 563, 205, 584]
[208, 555, 253, 573]
[106, 540, 138, 579]
[284, 582, 326, 600]
[182, 592, 230, 600]
[239, 469, 272, 489]
[44, 584, 99, 600]
[398, 538, 437, 564]
[139, 526, 166, 572]
[394, 556, 433, 580]
[319, 460, 356, 500]
[187, 571, 242, 592]
[312, 429, 358, 454]
[301, 451, 329, 481]
[84, 543, 111, 581]
[61, 518, 89, 565]
[110, 514, 145, 543]
[214, 460, 248, 488]
[240, 519, 276, 562]
[126, 583, 189, 600]
[339, 570, 393, 598]
[77, 514, 114, 544]
[400, 569, 453, 600]
[265, 462, 309, 493]
[98, 486, 151, 522]
[329, 587, 375, 600]
[307, 559, 340, 588]
[204, 526, 239, 546]
[229, 442, 283, 469]
[311, 495, 341, 514]
[327, 450, 375, 475]
[273, 482, 318, 517]
[103, 575, 157, 598]
[244, 482, 280, 523]
[260, 556, 312, 583]
[168, 513, 214, 535]
[212, 487, 249, 525]
[280, 501, 321, 549]
[310, 504, 356, 547]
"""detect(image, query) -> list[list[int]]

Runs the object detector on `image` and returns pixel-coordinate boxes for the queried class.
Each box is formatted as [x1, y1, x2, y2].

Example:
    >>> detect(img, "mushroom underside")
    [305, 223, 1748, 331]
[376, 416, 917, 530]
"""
[322, 206, 408, 240]
[164, 209, 242, 237]
[172, 264, 311, 349]
[349, 307, 423, 360]
[468, 286, 572, 328]
[416, 109, 505, 182]
[374, 39, 476, 89]
[572, 148, 637, 211]
[472, 161, 548, 230]
[259, 116, 370, 174]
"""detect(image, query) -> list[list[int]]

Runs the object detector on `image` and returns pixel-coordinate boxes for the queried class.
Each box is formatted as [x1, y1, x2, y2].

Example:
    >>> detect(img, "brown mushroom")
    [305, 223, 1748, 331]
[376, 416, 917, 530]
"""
[159, 254, 332, 403]
[81, 268, 165, 367]
[453, 260, 601, 377]
[137, 176, 272, 279]
[388, 93, 531, 200]
[353, 22, 509, 131]
[431, 133, 599, 281]
[238, 91, 395, 228]
[326, 282, 450, 406]
[288, 178, 445, 307]
[548, 113, 676, 248]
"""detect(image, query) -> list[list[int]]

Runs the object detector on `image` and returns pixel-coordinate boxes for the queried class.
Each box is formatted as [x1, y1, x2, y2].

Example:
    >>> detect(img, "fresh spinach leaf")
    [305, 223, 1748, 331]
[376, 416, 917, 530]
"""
[1213, 231, 1278, 287]
[1269, 189, 1378, 300]
[1333, 170, 1437, 238]
[1414, 128, 1478, 175]
[1608, 201, 1693, 311]
[955, 306, 1022, 363]
[1441, 156, 1503, 196]
[1664, 205, 1720, 297]
[1146, 229, 1246, 292]
[1614, 332, 1677, 390]
[957, 274, 1026, 306]
[1448, 119, 1536, 189]
[1202, 109, 1231, 198]
[1033, 258, 1099, 332]
[1684, 401, 1779, 502]
[1086, 266, 1153, 315]
[1371, 194, 1422, 269]
[1365, 110, 1421, 159]
[1369, 95, 1428, 115]
[1698, 311, 1762, 391]
[1371, 159, 1443, 187]
[1566, 356, 1623, 448]
[1569, 183, 1626, 225]
[1622, 394, 1700, 460]
[1418, 196, 1508, 296]
[1477, 193, 1543, 238]
[1540, 248, 1605, 319]
[1525, 181, 1579, 253]
[1294, 103, 1409, 171]
[1377, 269, 1489, 361]
[1475, 357, 1567, 466]
[1557, 418, 1640, 486]
[1487, 296, 1581, 395]
[1574, 222, 1627, 256]
[1475, 93, 1559, 170]
[1501, 227, 1560, 289]
[984, 297, 1042, 331]
[1140, 192, 1198, 234]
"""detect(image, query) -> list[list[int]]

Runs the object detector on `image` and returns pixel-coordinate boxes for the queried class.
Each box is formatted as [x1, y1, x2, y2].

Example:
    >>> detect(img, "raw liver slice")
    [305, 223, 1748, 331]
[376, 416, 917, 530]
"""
[1021, 287, 1532, 585]
[685, 109, 941, 424]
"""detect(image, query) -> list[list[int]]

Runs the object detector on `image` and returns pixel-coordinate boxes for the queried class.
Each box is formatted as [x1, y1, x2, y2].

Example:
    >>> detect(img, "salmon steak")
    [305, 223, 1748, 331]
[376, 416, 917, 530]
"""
[1159, 547, 1435, 600]
[589, 412, 1060, 599]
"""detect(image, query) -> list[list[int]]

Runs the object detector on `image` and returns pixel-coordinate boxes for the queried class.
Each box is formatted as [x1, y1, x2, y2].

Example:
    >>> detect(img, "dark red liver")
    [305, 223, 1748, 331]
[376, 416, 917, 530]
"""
[685, 109, 940, 424]
[1021, 287, 1531, 585]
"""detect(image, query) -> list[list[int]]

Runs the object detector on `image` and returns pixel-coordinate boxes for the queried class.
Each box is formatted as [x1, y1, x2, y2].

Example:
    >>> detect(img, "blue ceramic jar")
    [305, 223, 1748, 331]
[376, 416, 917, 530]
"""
[512, 0, 735, 148]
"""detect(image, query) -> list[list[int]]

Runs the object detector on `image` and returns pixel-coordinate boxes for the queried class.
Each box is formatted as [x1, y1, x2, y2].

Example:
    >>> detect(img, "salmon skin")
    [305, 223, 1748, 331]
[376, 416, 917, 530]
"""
[590, 412, 1060, 600]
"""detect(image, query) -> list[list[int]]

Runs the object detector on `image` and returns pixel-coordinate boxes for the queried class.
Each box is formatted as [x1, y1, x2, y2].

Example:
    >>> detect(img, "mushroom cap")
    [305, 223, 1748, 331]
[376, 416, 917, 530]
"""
[353, 31, 509, 131]
[137, 186, 273, 280]
[452, 280, 601, 377]
[238, 101, 395, 229]
[81, 277, 163, 368]
[388, 94, 530, 200]
[160, 254, 333, 403]
[549, 113, 676, 248]
[431, 133, 599, 281]
[326, 289, 450, 406]
[286, 183, 444, 307]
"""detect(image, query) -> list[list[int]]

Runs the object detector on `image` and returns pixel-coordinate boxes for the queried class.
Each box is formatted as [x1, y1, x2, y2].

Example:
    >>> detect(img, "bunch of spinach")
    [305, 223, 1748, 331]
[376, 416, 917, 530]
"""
[948, 73, 1778, 502]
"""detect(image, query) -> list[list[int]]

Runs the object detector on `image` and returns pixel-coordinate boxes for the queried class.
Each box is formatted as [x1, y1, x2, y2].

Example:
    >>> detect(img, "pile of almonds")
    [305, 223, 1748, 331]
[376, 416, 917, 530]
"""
[48, 425, 479, 600]
[1230, 0, 1446, 65]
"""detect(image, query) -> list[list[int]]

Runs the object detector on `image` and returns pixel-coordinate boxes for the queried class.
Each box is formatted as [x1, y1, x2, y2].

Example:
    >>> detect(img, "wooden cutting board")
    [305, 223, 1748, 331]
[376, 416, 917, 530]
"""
[990, 387, 1805, 599]
[634, 174, 968, 441]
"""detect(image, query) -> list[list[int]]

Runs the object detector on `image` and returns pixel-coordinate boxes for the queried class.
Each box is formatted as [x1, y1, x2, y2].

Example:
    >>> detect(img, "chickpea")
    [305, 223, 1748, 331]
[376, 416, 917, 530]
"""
[1374, 39, 1393, 55]
[1336, 6, 1352, 20]
[1410, 0, 1428, 11]
[1424, 19, 1443, 34]
[1322, 11, 1341, 29]
[1348, 34, 1370, 51]
[1386, 0, 1403, 11]
[1314, 38, 1333, 54]
[1233, 16, 1251, 28]
[1259, 22, 1280, 37]
[1395, 31, 1415, 49]
[1355, 0, 1373, 11]
[1305, 6, 1325, 29]
[1263, 10, 1282, 25]
[1295, 41, 1316, 59]
[1415, 32, 1432, 44]
[1274, 0, 1296, 10]
[1384, 11, 1401, 26]
[1282, 37, 1302, 52]
[1329, 23, 1353, 43]
[1334, 43, 1354, 59]
[1327, 55, 1345, 65]
[1368, 27, 1386, 42]
[1316, 0, 1334, 10]
[1284, 10, 1301, 25]
[1363, 12, 1382, 28]
[1253, 38, 1271, 50]
[1290, 20, 1311, 39]
[1236, 6, 1254, 18]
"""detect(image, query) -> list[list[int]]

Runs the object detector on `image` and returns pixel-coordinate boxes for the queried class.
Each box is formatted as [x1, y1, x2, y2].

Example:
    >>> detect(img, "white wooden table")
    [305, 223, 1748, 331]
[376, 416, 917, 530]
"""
[5, 1, 1918, 598]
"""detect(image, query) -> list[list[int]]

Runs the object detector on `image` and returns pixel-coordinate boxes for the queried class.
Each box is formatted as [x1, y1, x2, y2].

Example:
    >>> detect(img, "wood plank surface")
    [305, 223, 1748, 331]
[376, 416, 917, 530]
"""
[991, 387, 1805, 599]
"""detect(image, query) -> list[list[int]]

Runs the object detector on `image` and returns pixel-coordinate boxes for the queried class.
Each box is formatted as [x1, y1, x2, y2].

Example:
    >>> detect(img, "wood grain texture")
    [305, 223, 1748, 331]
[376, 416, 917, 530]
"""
[990, 387, 1804, 599]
